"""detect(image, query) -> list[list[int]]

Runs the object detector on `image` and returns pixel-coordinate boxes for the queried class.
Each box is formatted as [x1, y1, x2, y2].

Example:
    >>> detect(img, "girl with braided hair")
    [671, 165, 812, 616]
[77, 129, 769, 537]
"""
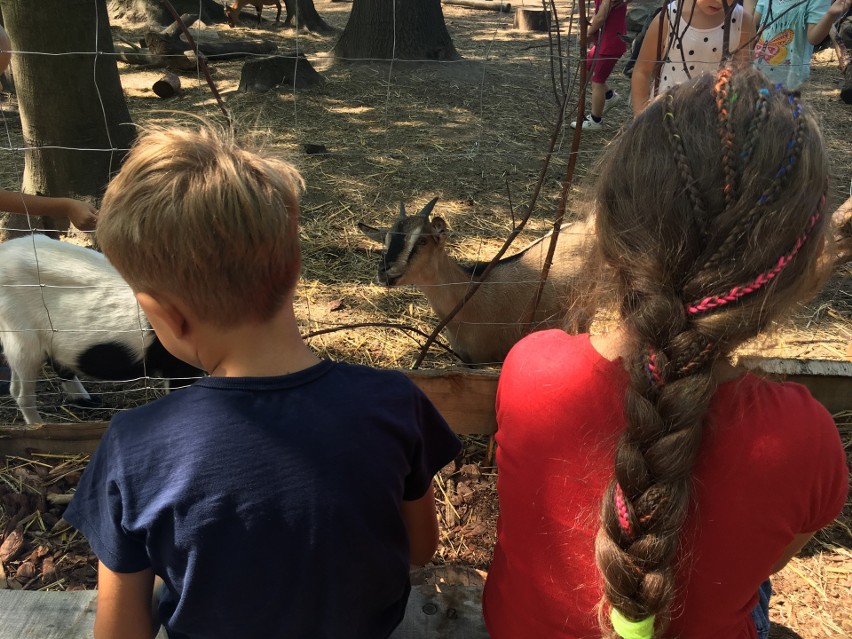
[482, 67, 847, 639]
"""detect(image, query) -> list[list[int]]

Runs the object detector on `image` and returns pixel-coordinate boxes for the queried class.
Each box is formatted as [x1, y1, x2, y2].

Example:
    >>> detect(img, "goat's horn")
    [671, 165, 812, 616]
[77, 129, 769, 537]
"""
[398, 201, 407, 218]
[418, 197, 439, 218]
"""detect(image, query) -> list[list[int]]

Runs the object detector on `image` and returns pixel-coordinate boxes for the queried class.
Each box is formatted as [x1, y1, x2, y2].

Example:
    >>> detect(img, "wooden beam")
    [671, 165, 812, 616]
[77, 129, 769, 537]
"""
[2, 357, 847, 458]
[738, 357, 852, 414]
[0, 422, 108, 458]
[405, 369, 498, 435]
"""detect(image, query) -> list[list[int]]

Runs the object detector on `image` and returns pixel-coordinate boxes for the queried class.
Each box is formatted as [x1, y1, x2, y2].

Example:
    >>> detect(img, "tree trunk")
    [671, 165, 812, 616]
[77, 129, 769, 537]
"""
[0, 0, 134, 238]
[334, 0, 459, 61]
[289, 0, 335, 32]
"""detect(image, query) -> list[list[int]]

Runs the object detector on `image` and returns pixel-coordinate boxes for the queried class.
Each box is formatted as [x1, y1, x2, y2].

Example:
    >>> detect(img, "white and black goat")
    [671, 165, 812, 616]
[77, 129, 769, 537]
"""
[0, 235, 200, 424]
[359, 198, 594, 365]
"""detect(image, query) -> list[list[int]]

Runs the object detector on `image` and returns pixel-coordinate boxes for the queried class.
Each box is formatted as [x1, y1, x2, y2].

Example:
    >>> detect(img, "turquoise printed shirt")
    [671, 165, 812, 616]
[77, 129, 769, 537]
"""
[754, 0, 830, 88]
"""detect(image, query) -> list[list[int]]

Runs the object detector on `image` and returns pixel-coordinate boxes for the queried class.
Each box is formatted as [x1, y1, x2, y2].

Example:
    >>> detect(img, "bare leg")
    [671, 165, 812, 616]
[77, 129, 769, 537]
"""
[591, 81, 607, 119]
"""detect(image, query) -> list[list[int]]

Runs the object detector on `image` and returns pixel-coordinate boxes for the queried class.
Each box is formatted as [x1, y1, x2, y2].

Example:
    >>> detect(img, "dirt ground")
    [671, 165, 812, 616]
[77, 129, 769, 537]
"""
[0, 1, 850, 636]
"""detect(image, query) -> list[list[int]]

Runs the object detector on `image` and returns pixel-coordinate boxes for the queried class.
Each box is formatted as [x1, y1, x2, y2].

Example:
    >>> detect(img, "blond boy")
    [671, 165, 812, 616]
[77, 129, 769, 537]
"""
[63, 126, 461, 639]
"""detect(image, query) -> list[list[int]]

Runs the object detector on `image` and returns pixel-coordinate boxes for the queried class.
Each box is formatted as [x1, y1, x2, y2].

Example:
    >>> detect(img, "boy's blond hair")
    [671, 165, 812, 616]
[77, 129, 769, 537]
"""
[97, 125, 305, 327]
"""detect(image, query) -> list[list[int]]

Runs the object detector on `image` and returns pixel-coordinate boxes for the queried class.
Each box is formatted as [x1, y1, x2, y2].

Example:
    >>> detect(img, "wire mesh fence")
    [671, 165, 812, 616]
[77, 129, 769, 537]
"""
[0, 0, 849, 424]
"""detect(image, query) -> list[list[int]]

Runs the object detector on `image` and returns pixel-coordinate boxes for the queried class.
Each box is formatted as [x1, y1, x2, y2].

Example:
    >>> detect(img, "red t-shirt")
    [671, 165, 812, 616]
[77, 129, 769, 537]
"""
[483, 330, 848, 639]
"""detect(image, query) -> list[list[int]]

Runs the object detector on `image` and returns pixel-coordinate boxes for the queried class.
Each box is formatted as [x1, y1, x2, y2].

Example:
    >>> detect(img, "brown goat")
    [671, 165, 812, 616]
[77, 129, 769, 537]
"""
[225, 0, 286, 27]
[359, 198, 595, 365]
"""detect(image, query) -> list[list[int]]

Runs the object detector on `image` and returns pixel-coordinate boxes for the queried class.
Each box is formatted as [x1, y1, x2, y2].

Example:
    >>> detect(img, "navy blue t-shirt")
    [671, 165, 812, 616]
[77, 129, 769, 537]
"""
[64, 360, 461, 639]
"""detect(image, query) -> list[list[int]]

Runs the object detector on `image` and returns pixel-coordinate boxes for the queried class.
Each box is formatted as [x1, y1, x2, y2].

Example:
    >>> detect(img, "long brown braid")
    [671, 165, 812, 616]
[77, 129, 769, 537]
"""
[592, 68, 829, 638]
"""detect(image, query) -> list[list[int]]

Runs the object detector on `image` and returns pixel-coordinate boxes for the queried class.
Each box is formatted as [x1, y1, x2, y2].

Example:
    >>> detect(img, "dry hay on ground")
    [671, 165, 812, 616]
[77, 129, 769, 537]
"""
[0, 1, 849, 634]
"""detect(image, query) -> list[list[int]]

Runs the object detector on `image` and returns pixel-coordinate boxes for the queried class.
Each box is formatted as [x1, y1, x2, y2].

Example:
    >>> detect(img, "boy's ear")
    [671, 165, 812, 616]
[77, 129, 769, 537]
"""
[135, 292, 190, 340]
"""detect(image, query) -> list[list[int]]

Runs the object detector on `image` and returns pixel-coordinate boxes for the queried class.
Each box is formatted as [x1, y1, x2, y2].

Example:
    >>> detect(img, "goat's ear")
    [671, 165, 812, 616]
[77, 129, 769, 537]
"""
[431, 217, 448, 235]
[358, 222, 386, 244]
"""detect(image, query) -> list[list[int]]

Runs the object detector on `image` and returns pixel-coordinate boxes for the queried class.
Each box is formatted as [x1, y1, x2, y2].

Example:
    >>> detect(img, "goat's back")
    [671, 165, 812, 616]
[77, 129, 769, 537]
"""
[0, 235, 152, 352]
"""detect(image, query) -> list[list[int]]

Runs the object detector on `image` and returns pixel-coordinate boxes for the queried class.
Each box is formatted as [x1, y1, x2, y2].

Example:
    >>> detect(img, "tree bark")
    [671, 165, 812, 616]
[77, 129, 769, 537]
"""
[0, 0, 134, 238]
[334, 0, 459, 61]
[289, 0, 335, 32]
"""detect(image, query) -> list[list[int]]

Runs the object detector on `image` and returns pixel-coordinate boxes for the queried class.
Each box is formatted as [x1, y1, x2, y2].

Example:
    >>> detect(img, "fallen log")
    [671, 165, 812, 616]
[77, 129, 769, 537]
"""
[146, 13, 277, 61]
[153, 72, 182, 98]
[115, 43, 201, 72]
[442, 0, 511, 12]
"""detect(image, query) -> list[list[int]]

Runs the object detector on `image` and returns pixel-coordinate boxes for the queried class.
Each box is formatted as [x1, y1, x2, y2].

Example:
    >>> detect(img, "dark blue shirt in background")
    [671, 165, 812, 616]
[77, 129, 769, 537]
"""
[64, 360, 461, 639]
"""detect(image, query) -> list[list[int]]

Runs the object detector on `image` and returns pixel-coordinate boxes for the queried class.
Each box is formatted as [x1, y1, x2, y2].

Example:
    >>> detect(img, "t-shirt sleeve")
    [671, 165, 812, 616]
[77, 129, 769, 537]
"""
[806, 0, 831, 24]
[402, 383, 462, 501]
[797, 403, 848, 533]
[63, 418, 151, 573]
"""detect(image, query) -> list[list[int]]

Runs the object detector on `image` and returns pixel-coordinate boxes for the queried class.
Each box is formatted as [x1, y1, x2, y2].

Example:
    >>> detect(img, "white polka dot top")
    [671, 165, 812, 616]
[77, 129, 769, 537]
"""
[657, 2, 744, 94]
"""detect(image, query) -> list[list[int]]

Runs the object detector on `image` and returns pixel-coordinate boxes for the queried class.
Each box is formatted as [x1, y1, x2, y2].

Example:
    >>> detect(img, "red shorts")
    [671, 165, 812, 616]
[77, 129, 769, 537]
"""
[587, 39, 627, 83]
[586, 4, 628, 84]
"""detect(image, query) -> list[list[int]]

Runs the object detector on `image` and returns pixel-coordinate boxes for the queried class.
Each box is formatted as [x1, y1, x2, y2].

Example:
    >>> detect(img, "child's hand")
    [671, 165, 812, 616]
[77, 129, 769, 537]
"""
[62, 198, 98, 231]
[828, 0, 851, 19]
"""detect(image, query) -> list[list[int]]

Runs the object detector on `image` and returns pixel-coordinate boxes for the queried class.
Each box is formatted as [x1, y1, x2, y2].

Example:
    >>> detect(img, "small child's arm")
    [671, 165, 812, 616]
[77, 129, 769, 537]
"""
[94, 562, 156, 639]
[587, 0, 614, 37]
[401, 484, 440, 566]
[0, 189, 98, 231]
[631, 14, 666, 116]
[736, 10, 758, 62]
[808, 0, 851, 45]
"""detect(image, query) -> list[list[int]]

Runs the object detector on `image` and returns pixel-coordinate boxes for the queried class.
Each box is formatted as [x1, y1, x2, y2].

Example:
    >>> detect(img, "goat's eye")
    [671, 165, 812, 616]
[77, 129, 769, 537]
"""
[416, 237, 429, 247]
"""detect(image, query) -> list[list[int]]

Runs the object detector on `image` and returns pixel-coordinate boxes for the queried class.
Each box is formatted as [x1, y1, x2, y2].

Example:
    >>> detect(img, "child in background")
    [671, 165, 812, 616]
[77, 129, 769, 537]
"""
[754, 0, 851, 89]
[63, 126, 461, 639]
[632, 0, 755, 114]
[483, 67, 847, 639]
[0, 190, 97, 231]
[570, 0, 628, 130]
[0, 24, 98, 233]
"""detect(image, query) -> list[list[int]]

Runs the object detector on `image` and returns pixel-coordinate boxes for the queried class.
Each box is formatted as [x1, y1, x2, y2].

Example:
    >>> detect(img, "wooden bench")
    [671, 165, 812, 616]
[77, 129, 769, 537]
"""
[0, 582, 488, 638]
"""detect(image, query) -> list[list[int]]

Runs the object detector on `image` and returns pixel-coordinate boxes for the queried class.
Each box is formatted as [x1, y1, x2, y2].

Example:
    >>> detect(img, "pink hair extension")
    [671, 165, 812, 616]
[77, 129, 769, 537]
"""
[645, 349, 664, 387]
[687, 205, 823, 315]
[614, 483, 634, 538]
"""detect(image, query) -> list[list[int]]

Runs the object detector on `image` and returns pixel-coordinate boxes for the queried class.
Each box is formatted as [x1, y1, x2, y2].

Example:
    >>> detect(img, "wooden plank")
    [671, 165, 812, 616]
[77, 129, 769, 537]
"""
[0, 590, 97, 639]
[390, 585, 488, 638]
[404, 369, 498, 436]
[738, 357, 852, 414]
[0, 422, 108, 458]
[0, 586, 482, 639]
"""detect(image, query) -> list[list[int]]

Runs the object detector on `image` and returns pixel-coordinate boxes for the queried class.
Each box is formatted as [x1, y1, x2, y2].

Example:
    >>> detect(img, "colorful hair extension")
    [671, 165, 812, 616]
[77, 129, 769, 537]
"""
[702, 86, 806, 273]
[675, 341, 716, 376]
[714, 68, 738, 208]
[663, 94, 707, 225]
[687, 201, 823, 315]
[756, 92, 804, 206]
[614, 483, 634, 538]
[645, 348, 665, 387]
[739, 88, 770, 163]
